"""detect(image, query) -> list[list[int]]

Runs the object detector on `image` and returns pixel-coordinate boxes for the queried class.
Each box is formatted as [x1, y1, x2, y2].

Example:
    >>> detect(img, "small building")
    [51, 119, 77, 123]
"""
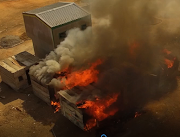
[57, 85, 101, 130]
[30, 75, 52, 105]
[0, 51, 39, 91]
[23, 2, 92, 58]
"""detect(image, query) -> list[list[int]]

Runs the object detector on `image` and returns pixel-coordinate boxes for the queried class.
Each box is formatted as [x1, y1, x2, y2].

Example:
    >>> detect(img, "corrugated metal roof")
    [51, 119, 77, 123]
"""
[24, 2, 70, 14]
[24, 2, 90, 28]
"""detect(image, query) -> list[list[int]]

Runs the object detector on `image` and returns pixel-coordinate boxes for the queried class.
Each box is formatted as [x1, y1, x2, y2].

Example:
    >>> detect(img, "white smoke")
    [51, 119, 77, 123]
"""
[29, 27, 93, 86]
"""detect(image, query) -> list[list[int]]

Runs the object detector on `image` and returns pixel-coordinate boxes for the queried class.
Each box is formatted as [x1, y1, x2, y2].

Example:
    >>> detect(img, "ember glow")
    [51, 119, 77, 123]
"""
[163, 49, 171, 55]
[129, 42, 140, 58]
[84, 118, 97, 131]
[134, 112, 142, 118]
[61, 59, 102, 89]
[162, 49, 175, 68]
[51, 101, 61, 113]
[164, 58, 174, 68]
[78, 93, 119, 130]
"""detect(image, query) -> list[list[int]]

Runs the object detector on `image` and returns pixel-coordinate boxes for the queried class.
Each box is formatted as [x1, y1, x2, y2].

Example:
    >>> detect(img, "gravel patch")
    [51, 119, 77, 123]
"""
[0, 35, 23, 49]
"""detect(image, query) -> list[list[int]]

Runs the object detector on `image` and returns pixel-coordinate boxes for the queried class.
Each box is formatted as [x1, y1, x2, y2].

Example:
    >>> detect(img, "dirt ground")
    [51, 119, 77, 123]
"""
[0, 0, 180, 137]
[0, 0, 82, 60]
[0, 0, 76, 137]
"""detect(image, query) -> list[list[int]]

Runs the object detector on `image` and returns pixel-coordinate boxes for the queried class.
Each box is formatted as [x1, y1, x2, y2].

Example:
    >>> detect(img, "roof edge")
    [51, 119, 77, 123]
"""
[51, 15, 90, 29]
[23, 13, 51, 28]
[22, 2, 72, 15]
[37, 2, 73, 15]
[73, 3, 91, 15]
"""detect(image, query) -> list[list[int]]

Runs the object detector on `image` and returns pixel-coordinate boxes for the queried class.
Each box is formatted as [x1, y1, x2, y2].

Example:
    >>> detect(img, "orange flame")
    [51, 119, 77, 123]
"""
[162, 49, 175, 68]
[78, 93, 119, 130]
[51, 101, 61, 113]
[129, 42, 140, 58]
[163, 49, 171, 55]
[134, 112, 142, 118]
[62, 59, 102, 89]
[164, 59, 174, 68]
[84, 118, 97, 131]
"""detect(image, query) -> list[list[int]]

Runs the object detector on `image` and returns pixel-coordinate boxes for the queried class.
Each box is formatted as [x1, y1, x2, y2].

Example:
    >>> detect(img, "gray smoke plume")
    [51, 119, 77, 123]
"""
[30, 0, 180, 106]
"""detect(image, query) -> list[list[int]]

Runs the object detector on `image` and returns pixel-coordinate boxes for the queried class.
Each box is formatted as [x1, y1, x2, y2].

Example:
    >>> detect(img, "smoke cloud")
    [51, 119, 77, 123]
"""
[30, 0, 180, 110]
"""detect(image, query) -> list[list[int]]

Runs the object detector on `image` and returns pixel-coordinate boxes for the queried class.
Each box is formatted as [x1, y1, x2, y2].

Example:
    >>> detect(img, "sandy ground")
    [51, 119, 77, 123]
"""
[0, 0, 180, 137]
[0, 0, 81, 60]
[0, 81, 59, 137]
[124, 78, 180, 137]
[0, 0, 76, 137]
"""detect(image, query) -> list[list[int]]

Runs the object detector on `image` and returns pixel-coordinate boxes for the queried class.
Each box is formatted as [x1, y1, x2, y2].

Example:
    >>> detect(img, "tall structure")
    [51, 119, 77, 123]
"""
[23, 2, 91, 58]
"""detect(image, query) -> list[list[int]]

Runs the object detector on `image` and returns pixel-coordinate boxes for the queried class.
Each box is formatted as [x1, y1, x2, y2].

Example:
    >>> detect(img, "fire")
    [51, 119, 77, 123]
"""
[164, 58, 174, 68]
[134, 112, 142, 118]
[162, 49, 175, 68]
[163, 49, 171, 55]
[61, 59, 102, 89]
[78, 93, 119, 130]
[84, 118, 97, 131]
[55, 59, 119, 130]
[51, 101, 61, 113]
[129, 42, 140, 58]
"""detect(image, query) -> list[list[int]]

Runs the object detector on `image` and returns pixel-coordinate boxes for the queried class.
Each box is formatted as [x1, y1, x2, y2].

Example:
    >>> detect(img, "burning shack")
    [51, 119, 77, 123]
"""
[57, 85, 101, 130]
[24, 0, 180, 136]
[29, 44, 179, 132]
[24, 2, 180, 133]
[57, 82, 122, 131]
[23, 2, 91, 58]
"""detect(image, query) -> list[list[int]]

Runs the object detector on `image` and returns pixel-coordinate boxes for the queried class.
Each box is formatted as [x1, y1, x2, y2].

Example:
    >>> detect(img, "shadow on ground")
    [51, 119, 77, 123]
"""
[0, 82, 22, 104]
[0, 81, 59, 126]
